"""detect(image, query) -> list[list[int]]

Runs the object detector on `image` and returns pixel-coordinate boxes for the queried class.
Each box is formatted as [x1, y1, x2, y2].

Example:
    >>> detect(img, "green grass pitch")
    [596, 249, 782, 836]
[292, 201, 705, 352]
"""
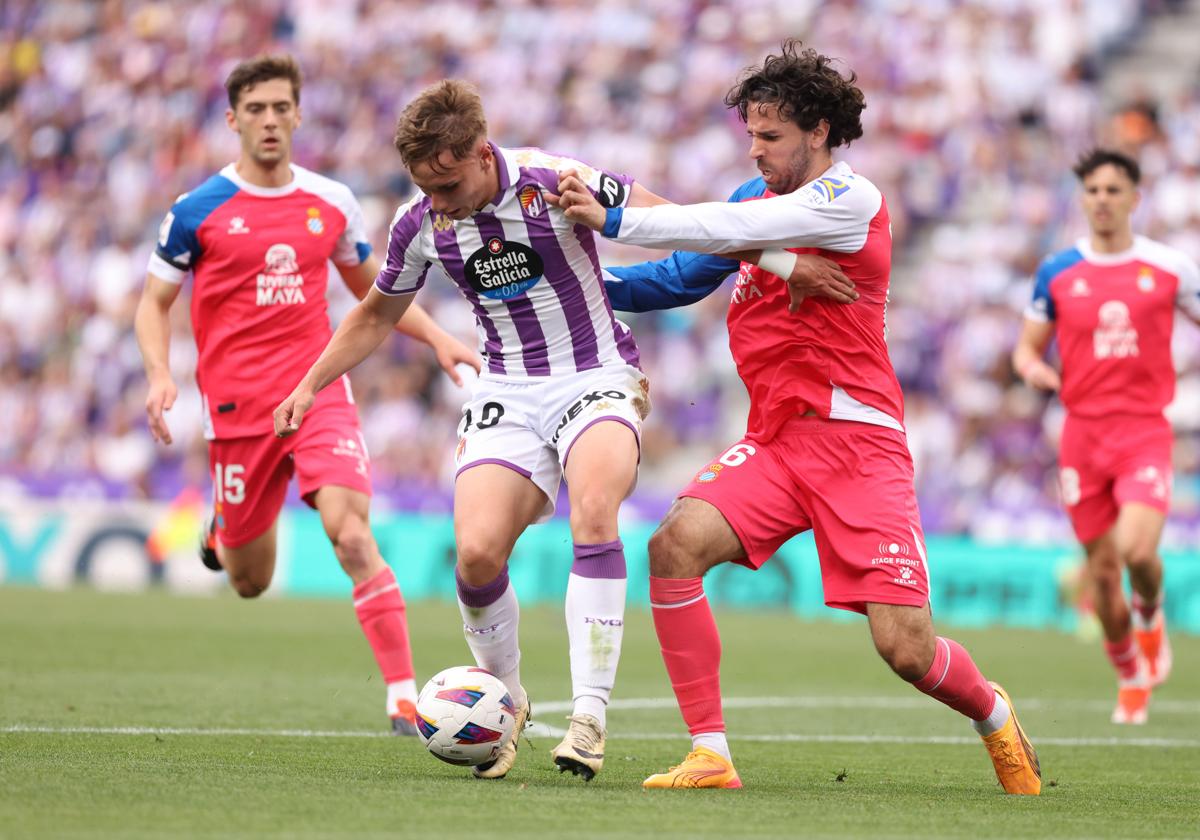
[1, 587, 1197, 838]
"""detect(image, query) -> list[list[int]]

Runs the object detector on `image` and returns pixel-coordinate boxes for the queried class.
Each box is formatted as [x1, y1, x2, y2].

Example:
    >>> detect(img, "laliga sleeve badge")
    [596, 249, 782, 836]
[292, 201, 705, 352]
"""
[597, 173, 626, 208]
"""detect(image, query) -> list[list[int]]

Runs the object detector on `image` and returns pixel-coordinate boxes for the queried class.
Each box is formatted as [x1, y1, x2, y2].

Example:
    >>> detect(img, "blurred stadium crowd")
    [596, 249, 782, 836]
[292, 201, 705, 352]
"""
[2, 0, 1199, 546]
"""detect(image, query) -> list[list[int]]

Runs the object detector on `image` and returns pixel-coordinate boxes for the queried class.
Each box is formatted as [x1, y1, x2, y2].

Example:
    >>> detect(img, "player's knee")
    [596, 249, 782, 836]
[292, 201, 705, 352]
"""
[568, 490, 620, 543]
[1087, 546, 1120, 582]
[456, 536, 508, 582]
[873, 636, 929, 682]
[229, 573, 270, 599]
[1090, 560, 1123, 595]
[1119, 543, 1157, 573]
[330, 519, 375, 576]
[647, 520, 703, 578]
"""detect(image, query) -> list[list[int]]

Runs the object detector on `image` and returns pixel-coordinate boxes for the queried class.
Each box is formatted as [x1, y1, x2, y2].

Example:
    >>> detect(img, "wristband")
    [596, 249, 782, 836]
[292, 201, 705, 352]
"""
[602, 207, 624, 239]
[758, 249, 799, 280]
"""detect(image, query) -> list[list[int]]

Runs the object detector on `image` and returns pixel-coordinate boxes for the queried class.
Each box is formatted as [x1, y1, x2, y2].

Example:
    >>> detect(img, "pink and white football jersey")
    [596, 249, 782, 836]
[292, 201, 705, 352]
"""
[1027, 235, 1200, 418]
[149, 164, 371, 438]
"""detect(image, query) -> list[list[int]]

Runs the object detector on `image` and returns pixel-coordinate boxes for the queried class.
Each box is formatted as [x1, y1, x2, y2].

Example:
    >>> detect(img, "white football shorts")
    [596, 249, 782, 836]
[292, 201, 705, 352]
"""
[453, 364, 651, 521]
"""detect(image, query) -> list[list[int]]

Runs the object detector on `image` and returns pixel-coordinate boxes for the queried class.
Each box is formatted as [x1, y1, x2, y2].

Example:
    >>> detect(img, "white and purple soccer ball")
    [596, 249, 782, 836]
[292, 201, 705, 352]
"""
[415, 666, 517, 766]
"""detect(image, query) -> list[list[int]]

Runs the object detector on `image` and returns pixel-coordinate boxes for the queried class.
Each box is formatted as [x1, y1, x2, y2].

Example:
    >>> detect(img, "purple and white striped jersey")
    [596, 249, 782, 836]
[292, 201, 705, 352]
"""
[375, 143, 641, 378]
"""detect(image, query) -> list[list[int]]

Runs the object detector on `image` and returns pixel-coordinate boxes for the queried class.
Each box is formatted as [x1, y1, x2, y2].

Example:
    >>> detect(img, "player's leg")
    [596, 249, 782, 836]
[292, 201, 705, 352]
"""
[289, 398, 420, 733]
[1117, 503, 1166, 611]
[1082, 527, 1150, 723]
[797, 421, 1038, 794]
[641, 497, 747, 789]
[452, 380, 560, 778]
[644, 438, 806, 790]
[217, 524, 280, 598]
[454, 463, 546, 694]
[207, 436, 290, 597]
[866, 602, 1040, 795]
[454, 463, 546, 779]
[1060, 416, 1155, 716]
[1108, 453, 1166, 691]
[311, 484, 418, 734]
[1114, 495, 1171, 687]
[549, 420, 639, 780]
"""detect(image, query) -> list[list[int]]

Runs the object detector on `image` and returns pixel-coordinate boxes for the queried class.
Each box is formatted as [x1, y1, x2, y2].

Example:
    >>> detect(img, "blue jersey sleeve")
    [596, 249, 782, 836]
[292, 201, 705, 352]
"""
[148, 174, 239, 282]
[605, 252, 739, 312]
[603, 178, 766, 313]
[1027, 246, 1083, 322]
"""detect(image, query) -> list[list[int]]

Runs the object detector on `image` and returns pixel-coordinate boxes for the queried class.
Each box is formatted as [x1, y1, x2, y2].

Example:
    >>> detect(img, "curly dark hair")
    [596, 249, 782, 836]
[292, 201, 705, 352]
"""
[724, 40, 865, 149]
[1072, 148, 1140, 184]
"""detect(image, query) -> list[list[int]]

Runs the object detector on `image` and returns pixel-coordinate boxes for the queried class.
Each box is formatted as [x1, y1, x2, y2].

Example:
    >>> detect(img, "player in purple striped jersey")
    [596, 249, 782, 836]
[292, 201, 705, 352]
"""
[275, 80, 665, 782]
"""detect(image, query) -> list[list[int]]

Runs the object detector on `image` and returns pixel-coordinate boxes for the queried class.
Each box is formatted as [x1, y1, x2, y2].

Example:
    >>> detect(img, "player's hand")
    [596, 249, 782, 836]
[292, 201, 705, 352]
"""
[546, 169, 607, 231]
[273, 387, 315, 438]
[1019, 359, 1061, 391]
[145, 371, 178, 445]
[783, 254, 858, 312]
[433, 333, 481, 387]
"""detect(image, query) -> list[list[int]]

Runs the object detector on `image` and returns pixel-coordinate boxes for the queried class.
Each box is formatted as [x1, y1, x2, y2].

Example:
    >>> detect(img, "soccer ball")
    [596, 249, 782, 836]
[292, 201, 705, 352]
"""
[415, 666, 517, 766]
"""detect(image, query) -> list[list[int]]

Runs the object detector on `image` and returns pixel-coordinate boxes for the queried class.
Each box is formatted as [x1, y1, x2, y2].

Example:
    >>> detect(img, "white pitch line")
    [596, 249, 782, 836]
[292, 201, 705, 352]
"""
[2, 725, 393, 738]
[3, 723, 1196, 749]
[7, 692, 1200, 750]
[536, 696, 1200, 715]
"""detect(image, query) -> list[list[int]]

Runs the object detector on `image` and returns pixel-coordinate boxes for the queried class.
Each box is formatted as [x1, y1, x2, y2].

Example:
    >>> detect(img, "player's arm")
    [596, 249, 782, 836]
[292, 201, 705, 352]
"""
[555, 173, 858, 305]
[1174, 253, 1200, 327]
[134, 272, 183, 445]
[599, 179, 855, 312]
[556, 171, 873, 252]
[1012, 318, 1060, 391]
[337, 255, 480, 385]
[1014, 258, 1063, 391]
[274, 287, 416, 437]
[604, 252, 738, 312]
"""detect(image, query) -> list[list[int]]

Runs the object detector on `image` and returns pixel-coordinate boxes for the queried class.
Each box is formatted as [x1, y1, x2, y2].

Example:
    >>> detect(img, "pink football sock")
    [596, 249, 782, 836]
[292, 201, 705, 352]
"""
[650, 576, 725, 736]
[1104, 634, 1141, 682]
[353, 566, 415, 684]
[912, 636, 997, 721]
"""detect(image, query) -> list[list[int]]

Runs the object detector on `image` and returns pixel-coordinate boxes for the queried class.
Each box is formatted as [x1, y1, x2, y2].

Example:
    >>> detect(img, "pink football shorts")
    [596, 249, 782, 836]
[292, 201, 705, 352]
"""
[679, 416, 929, 614]
[1058, 413, 1172, 543]
[208, 397, 371, 548]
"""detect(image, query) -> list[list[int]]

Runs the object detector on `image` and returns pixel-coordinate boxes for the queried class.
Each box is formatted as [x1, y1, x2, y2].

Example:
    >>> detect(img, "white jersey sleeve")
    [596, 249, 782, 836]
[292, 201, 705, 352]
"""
[292, 166, 372, 266]
[1174, 251, 1200, 322]
[332, 191, 371, 266]
[613, 165, 882, 254]
[375, 194, 433, 296]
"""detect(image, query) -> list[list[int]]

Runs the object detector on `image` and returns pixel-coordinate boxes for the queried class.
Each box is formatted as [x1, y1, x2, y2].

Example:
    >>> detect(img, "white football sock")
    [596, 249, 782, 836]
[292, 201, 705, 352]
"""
[386, 679, 417, 716]
[692, 732, 732, 761]
[458, 578, 526, 708]
[971, 691, 1011, 736]
[565, 572, 626, 729]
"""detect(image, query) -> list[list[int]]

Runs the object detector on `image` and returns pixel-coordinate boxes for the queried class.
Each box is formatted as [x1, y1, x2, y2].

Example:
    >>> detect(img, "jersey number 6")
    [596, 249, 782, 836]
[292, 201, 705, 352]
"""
[718, 443, 757, 467]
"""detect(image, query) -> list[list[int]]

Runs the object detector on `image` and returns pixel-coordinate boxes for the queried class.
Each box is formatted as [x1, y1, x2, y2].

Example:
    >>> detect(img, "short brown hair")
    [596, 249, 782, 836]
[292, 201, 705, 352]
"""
[1072, 148, 1140, 184]
[393, 80, 488, 171]
[225, 55, 301, 109]
[725, 40, 865, 149]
